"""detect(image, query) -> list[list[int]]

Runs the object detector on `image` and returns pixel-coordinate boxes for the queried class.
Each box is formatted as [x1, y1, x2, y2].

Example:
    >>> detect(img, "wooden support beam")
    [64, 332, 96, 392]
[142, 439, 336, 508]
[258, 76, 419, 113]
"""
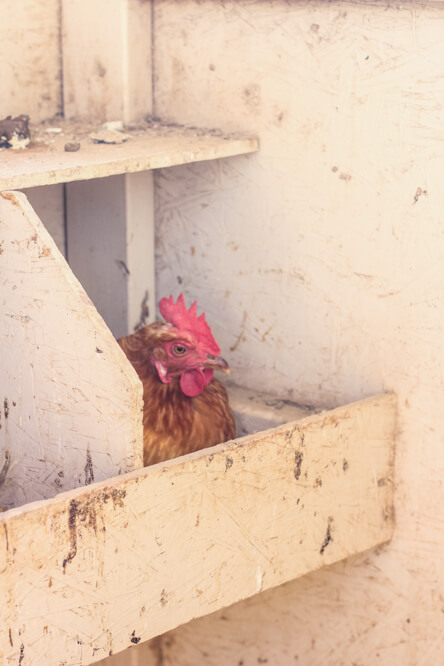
[0, 393, 396, 665]
[62, 0, 155, 337]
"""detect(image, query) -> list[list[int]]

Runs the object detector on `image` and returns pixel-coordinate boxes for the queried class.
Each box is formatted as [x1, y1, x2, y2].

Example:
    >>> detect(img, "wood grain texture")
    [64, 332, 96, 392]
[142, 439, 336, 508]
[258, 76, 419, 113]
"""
[0, 191, 143, 511]
[0, 393, 395, 666]
[0, 120, 259, 191]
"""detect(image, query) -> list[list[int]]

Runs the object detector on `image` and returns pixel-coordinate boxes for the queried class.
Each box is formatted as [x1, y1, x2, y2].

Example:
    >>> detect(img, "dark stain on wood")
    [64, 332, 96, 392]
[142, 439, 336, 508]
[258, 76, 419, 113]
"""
[225, 456, 233, 471]
[102, 487, 127, 508]
[85, 449, 95, 485]
[18, 644, 25, 665]
[134, 289, 150, 331]
[63, 499, 79, 572]
[320, 517, 333, 554]
[62, 487, 127, 572]
[0, 451, 11, 486]
[130, 630, 141, 644]
[4, 398, 9, 419]
[8, 628, 13, 647]
[343, 458, 349, 472]
[294, 451, 303, 480]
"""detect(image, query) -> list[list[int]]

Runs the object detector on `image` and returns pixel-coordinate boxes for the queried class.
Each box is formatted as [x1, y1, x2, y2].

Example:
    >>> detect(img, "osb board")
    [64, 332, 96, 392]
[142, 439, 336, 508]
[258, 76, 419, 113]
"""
[0, 394, 395, 666]
[0, 119, 258, 191]
[0, 191, 143, 511]
[152, 2, 444, 663]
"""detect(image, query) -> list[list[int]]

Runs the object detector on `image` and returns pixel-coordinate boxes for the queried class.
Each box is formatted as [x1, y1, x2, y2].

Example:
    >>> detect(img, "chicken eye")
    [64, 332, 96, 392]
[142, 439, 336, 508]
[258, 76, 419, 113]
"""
[172, 343, 187, 356]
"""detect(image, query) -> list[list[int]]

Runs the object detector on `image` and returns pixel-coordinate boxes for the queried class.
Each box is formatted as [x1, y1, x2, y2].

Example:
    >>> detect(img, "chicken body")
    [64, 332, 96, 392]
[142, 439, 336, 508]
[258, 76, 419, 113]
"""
[118, 299, 235, 466]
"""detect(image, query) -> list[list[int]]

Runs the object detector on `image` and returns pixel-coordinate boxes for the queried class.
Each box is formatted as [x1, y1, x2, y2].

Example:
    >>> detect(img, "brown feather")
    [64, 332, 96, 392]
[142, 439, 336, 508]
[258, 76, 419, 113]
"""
[118, 323, 236, 466]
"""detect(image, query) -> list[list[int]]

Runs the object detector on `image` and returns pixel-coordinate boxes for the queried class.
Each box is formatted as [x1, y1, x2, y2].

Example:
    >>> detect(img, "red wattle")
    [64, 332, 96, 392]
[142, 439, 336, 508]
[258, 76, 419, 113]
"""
[180, 368, 213, 397]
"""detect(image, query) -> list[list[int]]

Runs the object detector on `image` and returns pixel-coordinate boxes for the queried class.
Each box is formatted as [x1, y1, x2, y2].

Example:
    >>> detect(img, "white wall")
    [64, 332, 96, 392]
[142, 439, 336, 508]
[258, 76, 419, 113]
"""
[151, 1, 444, 663]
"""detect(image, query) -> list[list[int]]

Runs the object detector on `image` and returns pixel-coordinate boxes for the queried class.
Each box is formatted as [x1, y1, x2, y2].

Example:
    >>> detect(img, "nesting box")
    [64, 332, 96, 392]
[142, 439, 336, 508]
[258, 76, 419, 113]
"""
[0, 2, 400, 665]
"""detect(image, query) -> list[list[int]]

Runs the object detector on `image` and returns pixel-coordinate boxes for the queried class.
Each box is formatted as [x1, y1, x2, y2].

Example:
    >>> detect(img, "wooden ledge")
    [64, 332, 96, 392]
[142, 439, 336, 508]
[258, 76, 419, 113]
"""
[0, 393, 396, 665]
[0, 118, 259, 190]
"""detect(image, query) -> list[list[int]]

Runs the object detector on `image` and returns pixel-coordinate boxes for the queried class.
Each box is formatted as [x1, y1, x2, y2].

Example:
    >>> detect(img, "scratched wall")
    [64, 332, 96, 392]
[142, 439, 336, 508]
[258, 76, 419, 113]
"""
[151, 1, 444, 663]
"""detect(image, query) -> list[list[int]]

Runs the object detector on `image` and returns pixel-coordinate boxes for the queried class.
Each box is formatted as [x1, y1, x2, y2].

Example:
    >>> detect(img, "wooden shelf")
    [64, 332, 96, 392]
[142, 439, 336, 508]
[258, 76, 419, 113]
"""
[0, 118, 259, 190]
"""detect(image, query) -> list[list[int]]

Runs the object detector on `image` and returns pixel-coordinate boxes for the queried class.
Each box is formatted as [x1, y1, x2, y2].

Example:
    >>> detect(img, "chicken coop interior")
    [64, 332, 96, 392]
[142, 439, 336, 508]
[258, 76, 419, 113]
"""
[1, 1, 443, 664]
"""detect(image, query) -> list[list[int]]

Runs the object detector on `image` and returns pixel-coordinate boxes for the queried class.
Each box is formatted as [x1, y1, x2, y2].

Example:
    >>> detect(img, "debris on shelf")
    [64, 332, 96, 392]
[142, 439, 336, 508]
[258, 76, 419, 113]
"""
[64, 142, 81, 152]
[102, 120, 125, 132]
[0, 115, 30, 149]
[89, 128, 131, 144]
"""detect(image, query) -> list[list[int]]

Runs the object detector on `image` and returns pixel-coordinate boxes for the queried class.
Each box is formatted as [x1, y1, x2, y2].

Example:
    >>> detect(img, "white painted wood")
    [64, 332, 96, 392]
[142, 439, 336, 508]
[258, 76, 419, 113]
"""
[0, 393, 396, 666]
[223, 379, 317, 437]
[0, 0, 61, 122]
[0, 120, 258, 191]
[59, 0, 257, 336]
[152, 1, 444, 663]
[0, 191, 143, 512]
[62, 0, 152, 123]
[22, 185, 66, 256]
[66, 172, 155, 339]
[62, 0, 155, 338]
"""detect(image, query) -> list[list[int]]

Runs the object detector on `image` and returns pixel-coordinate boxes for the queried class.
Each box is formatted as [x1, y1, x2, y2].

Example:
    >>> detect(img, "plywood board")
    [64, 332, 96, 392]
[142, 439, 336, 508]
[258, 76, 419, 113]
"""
[0, 120, 259, 191]
[0, 393, 396, 665]
[0, 191, 143, 511]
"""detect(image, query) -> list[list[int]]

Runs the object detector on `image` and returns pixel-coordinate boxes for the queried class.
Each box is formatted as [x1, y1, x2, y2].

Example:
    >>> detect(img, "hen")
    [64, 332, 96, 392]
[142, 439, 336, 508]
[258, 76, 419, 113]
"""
[118, 293, 236, 466]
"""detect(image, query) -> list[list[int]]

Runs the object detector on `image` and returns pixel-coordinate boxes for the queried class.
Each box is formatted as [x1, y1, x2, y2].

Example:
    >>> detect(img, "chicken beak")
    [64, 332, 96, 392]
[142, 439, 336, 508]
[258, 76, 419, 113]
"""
[206, 354, 231, 374]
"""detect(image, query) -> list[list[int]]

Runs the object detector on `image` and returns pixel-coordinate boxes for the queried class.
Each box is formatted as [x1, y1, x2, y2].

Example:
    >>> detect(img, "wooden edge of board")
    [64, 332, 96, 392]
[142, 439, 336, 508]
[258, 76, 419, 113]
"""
[0, 125, 259, 190]
[0, 392, 396, 522]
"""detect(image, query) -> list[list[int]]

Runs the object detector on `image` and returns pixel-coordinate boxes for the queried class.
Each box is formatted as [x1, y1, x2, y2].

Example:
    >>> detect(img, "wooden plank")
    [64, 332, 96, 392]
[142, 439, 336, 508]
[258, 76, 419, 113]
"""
[62, 0, 157, 338]
[0, 191, 143, 511]
[66, 172, 155, 339]
[0, 119, 259, 191]
[0, 394, 396, 665]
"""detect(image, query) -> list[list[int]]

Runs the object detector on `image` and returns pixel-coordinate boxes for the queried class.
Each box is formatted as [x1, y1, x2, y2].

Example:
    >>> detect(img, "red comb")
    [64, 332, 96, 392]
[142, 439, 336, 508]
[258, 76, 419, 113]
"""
[159, 293, 221, 356]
